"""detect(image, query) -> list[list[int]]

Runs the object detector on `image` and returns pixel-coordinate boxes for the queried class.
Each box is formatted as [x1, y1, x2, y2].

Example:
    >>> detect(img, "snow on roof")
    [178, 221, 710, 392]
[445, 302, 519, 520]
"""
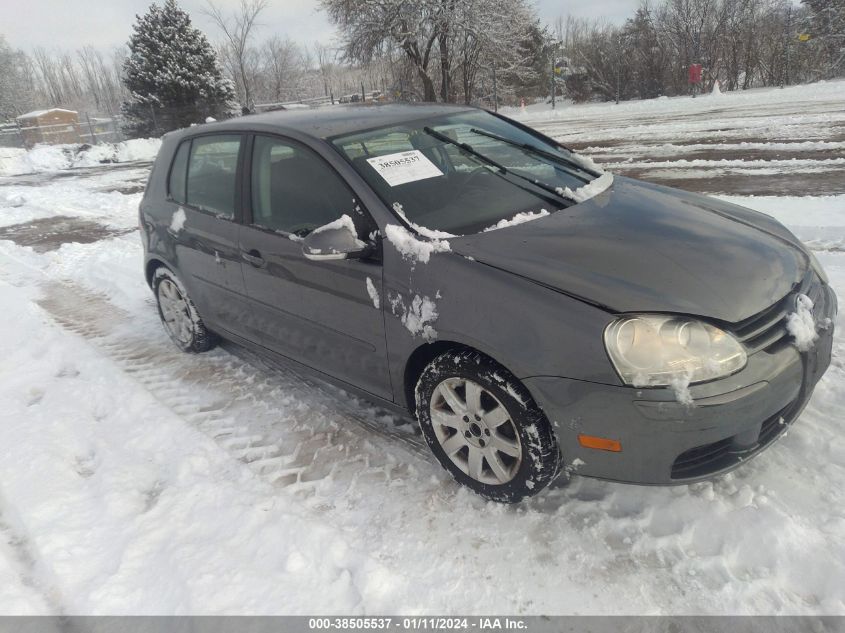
[16, 108, 78, 120]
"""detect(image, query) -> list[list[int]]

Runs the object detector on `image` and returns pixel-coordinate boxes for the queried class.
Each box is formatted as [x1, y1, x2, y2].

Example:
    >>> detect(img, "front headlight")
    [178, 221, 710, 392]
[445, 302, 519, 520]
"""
[808, 250, 829, 285]
[604, 315, 747, 387]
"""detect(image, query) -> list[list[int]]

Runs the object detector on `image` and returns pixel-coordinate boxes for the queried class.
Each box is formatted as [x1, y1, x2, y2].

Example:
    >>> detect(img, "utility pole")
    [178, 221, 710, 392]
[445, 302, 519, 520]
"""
[492, 64, 498, 112]
[551, 57, 556, 109]
[85, 113, 97, 144]
[615, 34, 621, 104]
[782, 5, 792, 88]
[149, 103, 158, 136]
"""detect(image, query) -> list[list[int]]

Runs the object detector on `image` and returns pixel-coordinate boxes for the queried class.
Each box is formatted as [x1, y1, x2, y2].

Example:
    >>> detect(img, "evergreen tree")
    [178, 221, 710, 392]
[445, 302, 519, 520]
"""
[121, 0, 236, 137]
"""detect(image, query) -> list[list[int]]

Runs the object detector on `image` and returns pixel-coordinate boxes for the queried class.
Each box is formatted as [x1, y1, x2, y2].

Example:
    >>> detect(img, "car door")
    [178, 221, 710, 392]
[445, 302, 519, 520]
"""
[239, 134, 392, 400]
[168, 133, 250, 338]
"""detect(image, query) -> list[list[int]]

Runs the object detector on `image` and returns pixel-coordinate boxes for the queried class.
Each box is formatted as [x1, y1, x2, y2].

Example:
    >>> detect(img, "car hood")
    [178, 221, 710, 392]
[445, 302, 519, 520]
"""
[451, 176, 808, 323]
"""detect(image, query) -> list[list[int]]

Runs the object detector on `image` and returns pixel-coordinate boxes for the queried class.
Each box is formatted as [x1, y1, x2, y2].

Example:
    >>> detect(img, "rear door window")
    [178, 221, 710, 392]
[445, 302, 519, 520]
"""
[186, 135, 242, 218]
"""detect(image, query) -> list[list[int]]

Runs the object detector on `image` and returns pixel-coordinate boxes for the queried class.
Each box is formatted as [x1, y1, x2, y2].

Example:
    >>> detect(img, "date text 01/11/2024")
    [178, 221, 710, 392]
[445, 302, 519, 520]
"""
[307, 617, 528, 630]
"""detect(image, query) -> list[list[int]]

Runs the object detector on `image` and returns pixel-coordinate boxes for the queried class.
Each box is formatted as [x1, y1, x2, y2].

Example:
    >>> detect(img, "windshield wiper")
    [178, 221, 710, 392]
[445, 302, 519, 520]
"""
[469, 127, 598, 181]
[422, 127, 573, 206]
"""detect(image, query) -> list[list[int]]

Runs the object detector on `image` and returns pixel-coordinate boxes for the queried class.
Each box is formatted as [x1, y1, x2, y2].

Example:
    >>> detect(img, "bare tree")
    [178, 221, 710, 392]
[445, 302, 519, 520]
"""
[321, 0, 540, 103]
[204, 0, 268, 110]
[257, 36, 309, 102]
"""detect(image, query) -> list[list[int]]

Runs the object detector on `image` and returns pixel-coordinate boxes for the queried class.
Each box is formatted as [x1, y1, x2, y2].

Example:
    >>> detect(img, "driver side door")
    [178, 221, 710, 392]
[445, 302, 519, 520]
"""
[238, 134, 392, 400]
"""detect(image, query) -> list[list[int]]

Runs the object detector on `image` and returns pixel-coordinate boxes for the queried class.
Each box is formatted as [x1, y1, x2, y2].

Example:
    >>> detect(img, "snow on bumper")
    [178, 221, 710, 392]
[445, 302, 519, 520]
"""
[525, 283, 837, 485]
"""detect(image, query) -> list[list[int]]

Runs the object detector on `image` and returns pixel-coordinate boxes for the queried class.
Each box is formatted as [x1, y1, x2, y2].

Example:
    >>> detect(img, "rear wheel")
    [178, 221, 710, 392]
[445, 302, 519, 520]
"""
[415, 350, 561, 502]
[153, 267, 217, 353]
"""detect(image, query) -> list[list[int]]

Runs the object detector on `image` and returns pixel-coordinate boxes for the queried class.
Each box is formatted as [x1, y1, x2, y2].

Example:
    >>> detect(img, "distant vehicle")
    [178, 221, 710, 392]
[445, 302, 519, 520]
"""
[140, 103, 835, 502]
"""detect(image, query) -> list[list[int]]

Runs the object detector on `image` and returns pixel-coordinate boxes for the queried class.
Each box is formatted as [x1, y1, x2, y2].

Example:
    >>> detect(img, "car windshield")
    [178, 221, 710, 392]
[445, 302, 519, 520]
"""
[330, 110, 597, 235]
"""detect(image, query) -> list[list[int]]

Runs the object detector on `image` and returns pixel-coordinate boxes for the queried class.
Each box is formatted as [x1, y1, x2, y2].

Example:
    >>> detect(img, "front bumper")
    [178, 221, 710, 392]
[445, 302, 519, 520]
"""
[525, 283, 837, 485]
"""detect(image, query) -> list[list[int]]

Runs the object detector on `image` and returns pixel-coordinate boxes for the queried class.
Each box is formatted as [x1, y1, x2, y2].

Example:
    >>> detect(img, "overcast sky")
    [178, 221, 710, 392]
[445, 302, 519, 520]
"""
[1, 0, 645, 52]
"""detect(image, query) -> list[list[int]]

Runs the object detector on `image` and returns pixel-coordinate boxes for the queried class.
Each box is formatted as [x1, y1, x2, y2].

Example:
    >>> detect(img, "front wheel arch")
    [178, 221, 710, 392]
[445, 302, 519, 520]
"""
[145, 257, 169, 288]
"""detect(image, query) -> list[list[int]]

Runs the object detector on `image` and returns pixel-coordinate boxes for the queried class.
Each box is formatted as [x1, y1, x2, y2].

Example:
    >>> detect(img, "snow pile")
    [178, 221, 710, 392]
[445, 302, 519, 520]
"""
[115, 138, 162, 163]
[567, 151, 605, 175]
[0, 148, 26, 175]
[170, 208, 186, 233]
[712, 80, 723, 96]
[0, 145, 69, 175]
[484, 209, 549, 232]
[384, 224, 451, 265]
[0, 139, 161, 176]
[389, 292, 439, 342]
[392, 202, 456, 239]
[72, 144, 119, 167]
[786, 293, 818, 352]
[556, 172, 614, 203]
[0, 192, 26, 208]
[75, 138, 162, 167]
[365, 277, 380, 309]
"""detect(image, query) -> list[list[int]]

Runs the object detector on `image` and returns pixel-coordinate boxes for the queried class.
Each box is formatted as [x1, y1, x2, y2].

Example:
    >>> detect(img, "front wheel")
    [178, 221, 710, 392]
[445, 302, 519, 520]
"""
[415, 350, 561, 503]
[153, 267, 217, 353]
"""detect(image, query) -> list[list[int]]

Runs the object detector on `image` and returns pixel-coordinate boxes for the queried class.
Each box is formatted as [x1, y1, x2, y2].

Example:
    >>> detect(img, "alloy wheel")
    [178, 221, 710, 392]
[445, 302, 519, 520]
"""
[430, 377, 522, 485]
[158, 278, 193, 345]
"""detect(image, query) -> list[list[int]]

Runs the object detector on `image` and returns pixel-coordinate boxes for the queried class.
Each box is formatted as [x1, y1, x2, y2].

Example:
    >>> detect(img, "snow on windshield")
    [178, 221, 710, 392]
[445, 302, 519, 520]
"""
[483, 209, 550, 232]
[392, 202, 456, 239]
[333, 110, 610, 236]
[556, 172, 614, 203]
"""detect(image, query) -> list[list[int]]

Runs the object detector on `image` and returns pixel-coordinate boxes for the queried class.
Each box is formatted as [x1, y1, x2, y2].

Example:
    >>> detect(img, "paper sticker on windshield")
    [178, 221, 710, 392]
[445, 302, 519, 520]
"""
[366, 150, 443, 187]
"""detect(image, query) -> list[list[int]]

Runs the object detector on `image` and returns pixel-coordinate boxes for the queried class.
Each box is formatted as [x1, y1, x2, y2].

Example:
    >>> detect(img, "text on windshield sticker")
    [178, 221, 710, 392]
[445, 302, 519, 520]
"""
[366, 150, 444, 187]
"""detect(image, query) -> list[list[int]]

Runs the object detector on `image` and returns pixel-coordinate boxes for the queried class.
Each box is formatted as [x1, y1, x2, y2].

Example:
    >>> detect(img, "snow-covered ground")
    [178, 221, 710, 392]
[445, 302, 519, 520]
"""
[0, 82, 843, 615]
[0, 138, 160, 178]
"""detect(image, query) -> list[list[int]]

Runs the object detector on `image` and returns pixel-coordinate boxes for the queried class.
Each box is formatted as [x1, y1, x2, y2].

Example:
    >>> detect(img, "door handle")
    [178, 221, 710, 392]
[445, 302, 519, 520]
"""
[242, 249, 266, 268]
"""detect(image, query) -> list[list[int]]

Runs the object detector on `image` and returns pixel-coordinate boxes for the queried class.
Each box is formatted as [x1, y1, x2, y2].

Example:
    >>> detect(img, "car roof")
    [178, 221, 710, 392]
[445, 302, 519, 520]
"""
[173, 103, 478, 141]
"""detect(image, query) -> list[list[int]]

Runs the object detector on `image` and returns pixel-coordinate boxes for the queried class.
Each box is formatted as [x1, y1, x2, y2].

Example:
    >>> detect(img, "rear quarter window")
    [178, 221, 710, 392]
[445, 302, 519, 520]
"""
[167, 141, 190, 204]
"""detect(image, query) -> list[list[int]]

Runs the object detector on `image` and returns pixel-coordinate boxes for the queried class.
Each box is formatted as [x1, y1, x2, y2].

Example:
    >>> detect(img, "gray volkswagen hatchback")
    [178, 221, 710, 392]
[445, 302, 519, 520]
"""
[140, 103, 836, 502]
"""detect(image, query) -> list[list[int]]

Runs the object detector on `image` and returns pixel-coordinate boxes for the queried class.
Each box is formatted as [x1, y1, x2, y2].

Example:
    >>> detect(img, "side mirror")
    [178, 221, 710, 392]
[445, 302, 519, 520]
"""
[302, 223, 369, 261]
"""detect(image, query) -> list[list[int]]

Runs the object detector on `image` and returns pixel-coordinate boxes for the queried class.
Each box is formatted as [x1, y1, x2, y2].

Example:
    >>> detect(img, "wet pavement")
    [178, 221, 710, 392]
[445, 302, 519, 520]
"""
[0, 216, 135, 253]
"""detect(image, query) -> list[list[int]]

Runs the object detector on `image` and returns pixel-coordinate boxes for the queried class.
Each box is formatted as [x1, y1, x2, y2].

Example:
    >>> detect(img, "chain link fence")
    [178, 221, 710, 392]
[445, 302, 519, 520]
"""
[0, 114, 125, 149]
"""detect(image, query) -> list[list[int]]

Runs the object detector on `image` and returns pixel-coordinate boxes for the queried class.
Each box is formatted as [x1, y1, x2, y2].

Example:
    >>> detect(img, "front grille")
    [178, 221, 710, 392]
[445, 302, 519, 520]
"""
[729, 271, 823, 354]
[670, 404, 793, 480]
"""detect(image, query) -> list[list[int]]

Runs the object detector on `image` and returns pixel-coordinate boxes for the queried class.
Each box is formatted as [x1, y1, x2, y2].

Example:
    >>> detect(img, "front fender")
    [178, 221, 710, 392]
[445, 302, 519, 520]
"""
[382, 246, 622, 404]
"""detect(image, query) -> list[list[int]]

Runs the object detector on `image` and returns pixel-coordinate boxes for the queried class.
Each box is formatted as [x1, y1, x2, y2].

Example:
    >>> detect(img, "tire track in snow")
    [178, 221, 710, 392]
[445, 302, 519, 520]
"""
[32, 278, 430, 502]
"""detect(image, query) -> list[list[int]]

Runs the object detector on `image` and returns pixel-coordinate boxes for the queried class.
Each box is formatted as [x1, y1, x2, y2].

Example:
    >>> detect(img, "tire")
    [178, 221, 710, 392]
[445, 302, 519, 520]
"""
[152, 267, 217, 353]
[415, 350, 561, 503]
